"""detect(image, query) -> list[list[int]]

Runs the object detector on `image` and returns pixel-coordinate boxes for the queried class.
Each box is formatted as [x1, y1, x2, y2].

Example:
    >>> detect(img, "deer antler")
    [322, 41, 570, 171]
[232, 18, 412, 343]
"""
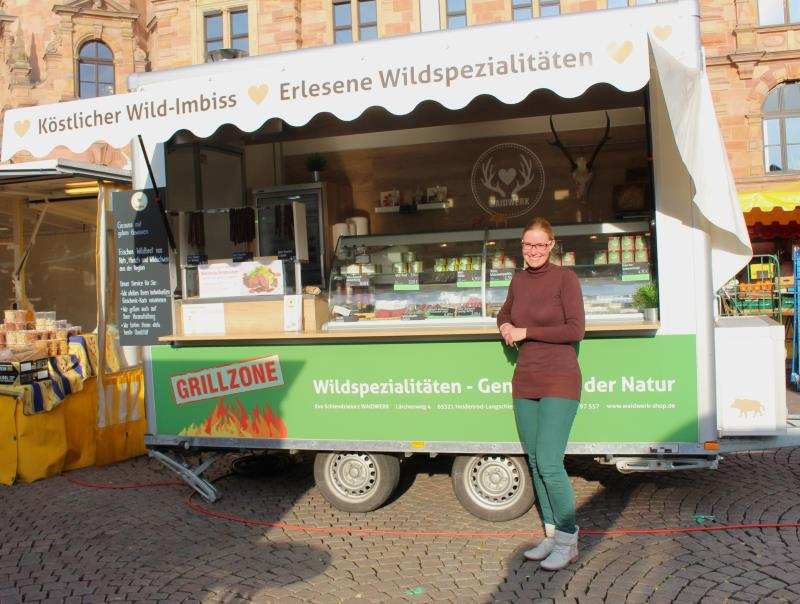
[511, 153, 535, 196]
[480, 157, 507, 197]
[587, 111, 611, 171]
[548, 116, 577, 171]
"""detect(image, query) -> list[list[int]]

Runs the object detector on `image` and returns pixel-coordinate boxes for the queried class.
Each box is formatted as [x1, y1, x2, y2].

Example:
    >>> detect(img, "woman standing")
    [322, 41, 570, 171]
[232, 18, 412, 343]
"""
[497, 217, 585, 571]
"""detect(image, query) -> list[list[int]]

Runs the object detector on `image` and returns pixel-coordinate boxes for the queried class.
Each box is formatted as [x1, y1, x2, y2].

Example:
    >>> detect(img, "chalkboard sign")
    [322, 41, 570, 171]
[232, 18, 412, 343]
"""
[621, 262, 651, 282]
[113, 189, 173, 345]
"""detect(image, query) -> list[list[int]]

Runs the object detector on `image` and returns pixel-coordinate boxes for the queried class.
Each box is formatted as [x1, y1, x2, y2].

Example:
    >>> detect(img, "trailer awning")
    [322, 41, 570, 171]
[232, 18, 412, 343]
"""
[2, 1, 698, 160]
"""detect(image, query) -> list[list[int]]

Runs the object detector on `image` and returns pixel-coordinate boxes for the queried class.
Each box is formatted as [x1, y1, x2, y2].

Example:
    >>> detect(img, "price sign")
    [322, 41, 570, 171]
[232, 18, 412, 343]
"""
[232, 251, 254, 263]
[393, 273, 420, 291]
[457, 270, 482, 288]
[489, 268, 513, 288]
[186, 254, 208, 266]
[345, 275, 371, 287]
[621, 262, 651, 282]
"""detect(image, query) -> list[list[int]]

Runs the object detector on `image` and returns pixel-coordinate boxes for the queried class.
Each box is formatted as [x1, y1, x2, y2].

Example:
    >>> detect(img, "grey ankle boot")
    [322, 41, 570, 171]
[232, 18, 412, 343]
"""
[539, 527, 579, 570]
[523, 523, 555, 561]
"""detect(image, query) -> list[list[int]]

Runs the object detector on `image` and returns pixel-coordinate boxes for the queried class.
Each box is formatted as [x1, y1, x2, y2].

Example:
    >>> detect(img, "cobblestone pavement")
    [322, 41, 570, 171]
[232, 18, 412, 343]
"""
[3, 448, 800, 603]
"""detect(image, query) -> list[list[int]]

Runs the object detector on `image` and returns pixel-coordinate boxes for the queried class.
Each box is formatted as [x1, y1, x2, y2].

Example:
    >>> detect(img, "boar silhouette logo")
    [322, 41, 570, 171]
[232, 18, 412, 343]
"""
[731, 398, 765, 418]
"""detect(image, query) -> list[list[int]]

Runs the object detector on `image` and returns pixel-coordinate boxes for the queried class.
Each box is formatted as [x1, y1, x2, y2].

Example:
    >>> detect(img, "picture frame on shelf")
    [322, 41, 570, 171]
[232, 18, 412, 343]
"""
[613, 183, 648, 213]
[380, 189, 400, 207]
[426, 186, 447, 203]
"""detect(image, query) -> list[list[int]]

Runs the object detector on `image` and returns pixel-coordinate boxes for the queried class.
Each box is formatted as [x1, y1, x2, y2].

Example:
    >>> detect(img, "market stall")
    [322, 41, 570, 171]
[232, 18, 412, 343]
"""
[3, 0, 794, 519]
[0, 160, 143, 485]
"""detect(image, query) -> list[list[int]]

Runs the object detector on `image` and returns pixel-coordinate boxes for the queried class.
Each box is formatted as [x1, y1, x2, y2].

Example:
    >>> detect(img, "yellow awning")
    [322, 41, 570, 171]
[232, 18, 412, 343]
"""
[739, 190, 800, 213]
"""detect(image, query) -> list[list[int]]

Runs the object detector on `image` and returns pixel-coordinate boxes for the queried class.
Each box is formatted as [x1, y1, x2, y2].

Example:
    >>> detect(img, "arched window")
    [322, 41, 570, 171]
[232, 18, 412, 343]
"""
[78, 40, 114, 99]
[763, 83, 800, 173]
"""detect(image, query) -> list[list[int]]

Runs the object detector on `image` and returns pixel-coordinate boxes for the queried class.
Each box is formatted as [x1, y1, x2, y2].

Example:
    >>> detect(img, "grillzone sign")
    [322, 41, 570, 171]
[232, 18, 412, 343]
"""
[171, 356, 284, 405]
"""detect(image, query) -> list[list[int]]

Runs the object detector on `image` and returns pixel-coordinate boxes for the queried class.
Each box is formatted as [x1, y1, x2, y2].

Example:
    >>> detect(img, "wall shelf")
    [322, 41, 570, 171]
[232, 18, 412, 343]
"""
[374, 200, 454, 214]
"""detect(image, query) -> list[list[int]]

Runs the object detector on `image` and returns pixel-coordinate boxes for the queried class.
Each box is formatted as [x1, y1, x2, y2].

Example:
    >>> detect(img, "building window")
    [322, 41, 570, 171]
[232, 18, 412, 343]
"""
[78, 40, 114, 99]
[359, 0, 378, 40]
[758, 0, 800, 25]
[446, 0, 467, 28]
[607, 0, 628, 7]
[513, 0, 533, 20]
[763, 82, 800, 173]
[230, 9, 249, 54]
[539, 0, 560, 16]
[334, 0, 354, 43]
[203, 8, 249, 61]
[204, 12, 224, 58]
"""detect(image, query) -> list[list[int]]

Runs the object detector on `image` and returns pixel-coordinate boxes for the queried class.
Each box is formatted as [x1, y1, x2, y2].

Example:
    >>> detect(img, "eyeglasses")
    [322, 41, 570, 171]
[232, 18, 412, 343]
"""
[521, 241, 553, 252]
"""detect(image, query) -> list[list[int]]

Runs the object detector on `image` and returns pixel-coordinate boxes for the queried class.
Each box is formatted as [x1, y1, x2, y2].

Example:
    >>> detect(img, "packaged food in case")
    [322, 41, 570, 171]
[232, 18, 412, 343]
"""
[622, 250, 635, 263]
[621, 236, 635, 251]
[402, 252, 416, 263]
[434, 258, 446, 272]
[460, 256, 472, 271]
[634, 249, 650, 263]
[608, 250, 621, 264]
[446, 258, 459, 272]
[411, 261, 424, 273]
[393, 262, 406, 274]
[607, 237, 621, 252]
[361, 264, 376, 275]
[635, 236, 647, 250]
[594, 251, 608, 265]
[562, 252, 576, 266]
[491, 254, 504, 269]
[504, 257, 516, 269]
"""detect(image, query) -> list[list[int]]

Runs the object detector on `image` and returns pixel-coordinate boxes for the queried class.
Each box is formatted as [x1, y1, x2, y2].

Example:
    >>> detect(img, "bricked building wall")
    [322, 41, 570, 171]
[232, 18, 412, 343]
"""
[2, 0, 795, 203]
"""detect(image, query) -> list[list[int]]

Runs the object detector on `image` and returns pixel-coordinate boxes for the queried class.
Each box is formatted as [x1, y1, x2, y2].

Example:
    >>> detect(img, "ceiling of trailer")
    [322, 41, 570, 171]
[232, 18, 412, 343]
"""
[174, 84, 647, 148]
[0, 179, 98, 236]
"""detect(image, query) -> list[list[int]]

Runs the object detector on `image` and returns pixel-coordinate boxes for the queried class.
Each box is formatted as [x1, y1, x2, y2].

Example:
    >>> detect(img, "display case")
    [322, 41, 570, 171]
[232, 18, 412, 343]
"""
[325, 221, 654, 331]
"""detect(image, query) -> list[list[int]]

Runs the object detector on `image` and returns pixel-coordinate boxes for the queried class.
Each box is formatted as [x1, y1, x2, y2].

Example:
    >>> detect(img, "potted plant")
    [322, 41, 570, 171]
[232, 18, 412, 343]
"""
[632, 282, 659, 322]
[306, 153, 327, 182]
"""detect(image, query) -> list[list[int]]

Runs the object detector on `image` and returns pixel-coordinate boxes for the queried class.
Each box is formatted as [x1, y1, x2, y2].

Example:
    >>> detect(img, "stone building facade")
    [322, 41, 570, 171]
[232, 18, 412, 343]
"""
[1, 0, 798, 240]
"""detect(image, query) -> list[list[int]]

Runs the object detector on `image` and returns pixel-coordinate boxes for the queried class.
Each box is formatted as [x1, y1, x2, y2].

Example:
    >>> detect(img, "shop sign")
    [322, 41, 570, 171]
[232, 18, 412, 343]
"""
[171, 355, 284, 405]
[150, 335, 699, 443]
[470, 143, 546, 219]
[198, 258, 285, 298]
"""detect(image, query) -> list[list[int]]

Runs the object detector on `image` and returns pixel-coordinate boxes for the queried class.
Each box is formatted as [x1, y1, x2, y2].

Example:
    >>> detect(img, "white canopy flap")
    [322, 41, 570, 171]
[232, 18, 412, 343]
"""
[649, 39, 752, 291]
[2, 1, 698, 161]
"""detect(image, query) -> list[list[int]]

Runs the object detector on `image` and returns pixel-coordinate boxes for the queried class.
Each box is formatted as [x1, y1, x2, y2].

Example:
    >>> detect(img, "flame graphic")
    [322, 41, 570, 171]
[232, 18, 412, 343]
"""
[180, 398, 287, 438]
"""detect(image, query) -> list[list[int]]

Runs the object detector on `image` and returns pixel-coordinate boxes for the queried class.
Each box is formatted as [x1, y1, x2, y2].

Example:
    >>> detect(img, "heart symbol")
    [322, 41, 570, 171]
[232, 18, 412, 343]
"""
[498, 168, 517, 186]
[248, 84, 269, 105]
[654, 25, 672, 41]
[14, 119, 29, 137]
[607, 41, 634, 64]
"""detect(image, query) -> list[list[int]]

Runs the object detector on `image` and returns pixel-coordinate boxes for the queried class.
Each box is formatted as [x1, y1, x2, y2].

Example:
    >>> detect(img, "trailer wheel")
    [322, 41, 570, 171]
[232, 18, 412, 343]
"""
[452, 454, 534, 522]
[314, 452, 400, 513]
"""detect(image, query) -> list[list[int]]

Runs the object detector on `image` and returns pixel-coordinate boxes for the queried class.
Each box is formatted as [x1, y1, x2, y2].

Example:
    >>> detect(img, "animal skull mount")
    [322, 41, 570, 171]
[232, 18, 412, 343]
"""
[548, 112, 611, 201]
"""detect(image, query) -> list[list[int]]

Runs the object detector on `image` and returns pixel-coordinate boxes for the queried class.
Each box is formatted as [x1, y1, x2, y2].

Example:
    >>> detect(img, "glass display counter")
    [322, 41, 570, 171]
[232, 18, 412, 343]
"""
[325, 221, 653, 331]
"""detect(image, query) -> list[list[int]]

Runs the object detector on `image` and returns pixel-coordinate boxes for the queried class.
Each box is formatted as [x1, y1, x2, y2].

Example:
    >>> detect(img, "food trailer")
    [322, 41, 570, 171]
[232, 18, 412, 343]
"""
[3, 0, 796, 520]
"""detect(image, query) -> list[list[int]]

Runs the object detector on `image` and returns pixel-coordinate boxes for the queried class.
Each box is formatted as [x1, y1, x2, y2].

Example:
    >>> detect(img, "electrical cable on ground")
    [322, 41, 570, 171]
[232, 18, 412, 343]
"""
[65, 475, 800, 539]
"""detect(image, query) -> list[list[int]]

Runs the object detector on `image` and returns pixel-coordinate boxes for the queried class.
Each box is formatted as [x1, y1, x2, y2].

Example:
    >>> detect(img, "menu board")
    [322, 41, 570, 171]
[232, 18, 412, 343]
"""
[198, 258, 285, 298]
[113, 189, 174, 345]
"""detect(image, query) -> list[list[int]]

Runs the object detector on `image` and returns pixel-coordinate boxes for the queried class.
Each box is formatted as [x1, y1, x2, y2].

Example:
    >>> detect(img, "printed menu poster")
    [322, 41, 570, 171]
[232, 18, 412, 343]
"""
[113, 189, 174, 345]
[198, 258, 285, 298]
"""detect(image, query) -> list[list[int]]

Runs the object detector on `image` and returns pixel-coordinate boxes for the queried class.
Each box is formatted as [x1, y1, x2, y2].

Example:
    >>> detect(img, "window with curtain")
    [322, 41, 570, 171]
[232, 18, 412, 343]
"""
[446, 0, 467, 28]
[758, 0, 800, 25]
[78, 40, 114, 99]
[763, 82, 800, 173]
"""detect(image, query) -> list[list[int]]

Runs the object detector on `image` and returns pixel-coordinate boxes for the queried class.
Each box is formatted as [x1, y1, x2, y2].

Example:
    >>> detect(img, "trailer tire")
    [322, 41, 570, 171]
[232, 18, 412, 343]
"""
[452, 454, 534, 522]
[314, 452, 400, 513]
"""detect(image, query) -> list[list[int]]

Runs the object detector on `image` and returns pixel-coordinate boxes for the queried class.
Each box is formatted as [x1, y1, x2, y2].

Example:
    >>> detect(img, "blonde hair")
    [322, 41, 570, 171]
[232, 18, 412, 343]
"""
[523, 217, 554, 240]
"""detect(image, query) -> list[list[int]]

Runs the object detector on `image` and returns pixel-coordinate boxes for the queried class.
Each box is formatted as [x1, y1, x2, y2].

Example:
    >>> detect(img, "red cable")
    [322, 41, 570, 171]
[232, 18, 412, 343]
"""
[66, 475, 800, 539]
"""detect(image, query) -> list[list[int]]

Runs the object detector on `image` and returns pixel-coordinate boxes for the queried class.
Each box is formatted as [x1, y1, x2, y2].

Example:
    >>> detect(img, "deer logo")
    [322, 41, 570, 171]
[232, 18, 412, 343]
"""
[470, 143, 545, 219]
[548, 112, 611, 201]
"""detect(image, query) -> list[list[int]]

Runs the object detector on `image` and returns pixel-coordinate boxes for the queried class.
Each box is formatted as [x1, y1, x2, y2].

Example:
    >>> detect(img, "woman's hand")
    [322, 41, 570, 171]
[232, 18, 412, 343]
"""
[499, 323, 525, 346]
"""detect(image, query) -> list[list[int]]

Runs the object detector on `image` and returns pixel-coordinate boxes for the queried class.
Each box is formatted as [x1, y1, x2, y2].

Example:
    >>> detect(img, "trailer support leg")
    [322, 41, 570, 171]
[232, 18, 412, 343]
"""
[149, 449, 222, 503]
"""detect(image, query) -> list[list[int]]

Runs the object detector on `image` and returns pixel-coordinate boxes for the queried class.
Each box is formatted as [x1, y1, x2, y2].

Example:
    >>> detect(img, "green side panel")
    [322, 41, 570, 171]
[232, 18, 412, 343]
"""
[150, 335, 698, 444]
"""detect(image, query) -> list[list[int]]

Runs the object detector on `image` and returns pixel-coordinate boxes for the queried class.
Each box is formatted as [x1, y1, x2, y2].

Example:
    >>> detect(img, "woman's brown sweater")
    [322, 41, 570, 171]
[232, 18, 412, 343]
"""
[496, 262, 585, 401]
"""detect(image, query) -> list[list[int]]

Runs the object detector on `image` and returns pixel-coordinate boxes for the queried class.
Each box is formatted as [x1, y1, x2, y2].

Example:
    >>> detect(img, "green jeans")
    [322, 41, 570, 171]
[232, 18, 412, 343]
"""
[513, 397, 579, 534]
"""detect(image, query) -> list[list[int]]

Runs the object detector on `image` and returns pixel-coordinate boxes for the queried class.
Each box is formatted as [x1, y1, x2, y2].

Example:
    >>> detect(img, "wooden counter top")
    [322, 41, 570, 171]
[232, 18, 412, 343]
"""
[159, 322, 660, 344]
